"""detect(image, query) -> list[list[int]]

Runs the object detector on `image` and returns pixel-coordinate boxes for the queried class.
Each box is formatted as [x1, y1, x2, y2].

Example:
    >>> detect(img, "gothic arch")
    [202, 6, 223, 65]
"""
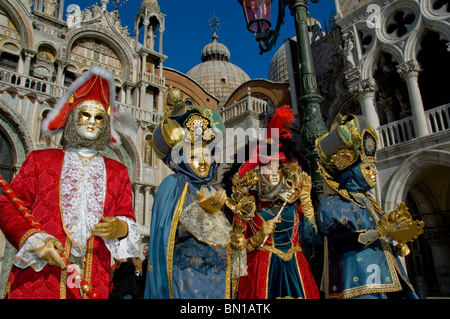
[363, 44, 404, 80]
[405, 23, 450, 62]
[383, 149, 450, 212]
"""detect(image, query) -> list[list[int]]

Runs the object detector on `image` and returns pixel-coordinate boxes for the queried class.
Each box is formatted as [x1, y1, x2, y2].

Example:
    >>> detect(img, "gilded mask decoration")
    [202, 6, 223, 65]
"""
[75, 100, 107, 141]
[228, 172, 257, 222]
[278, 162, 303, 204]
[360, 162, 377, 188]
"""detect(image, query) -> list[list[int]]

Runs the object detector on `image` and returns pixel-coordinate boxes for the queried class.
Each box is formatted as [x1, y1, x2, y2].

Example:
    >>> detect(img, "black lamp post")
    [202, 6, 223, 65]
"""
[238, 0, 328, 205]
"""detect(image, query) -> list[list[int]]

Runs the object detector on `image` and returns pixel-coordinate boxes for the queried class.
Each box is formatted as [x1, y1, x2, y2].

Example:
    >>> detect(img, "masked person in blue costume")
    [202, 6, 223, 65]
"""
[144, 88, 234, 299]
[315, 114, 425, 299]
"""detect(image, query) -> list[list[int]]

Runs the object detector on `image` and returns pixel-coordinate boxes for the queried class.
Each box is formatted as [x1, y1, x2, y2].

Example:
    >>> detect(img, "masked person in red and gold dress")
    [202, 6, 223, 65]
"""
[0, 66, 141, 299]
[223, 105, 320, 299]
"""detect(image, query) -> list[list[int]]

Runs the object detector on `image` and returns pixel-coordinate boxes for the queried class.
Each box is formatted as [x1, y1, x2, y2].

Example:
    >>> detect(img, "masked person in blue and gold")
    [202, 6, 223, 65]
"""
[315, 114, 424, 299]
[144, 88, 234, 299]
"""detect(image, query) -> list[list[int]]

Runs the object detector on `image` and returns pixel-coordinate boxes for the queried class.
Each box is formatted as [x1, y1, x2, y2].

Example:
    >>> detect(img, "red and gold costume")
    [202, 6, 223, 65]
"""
[236, 203, 320, 299]
[0, 149, 135, 299]
[0, 66, 140, 299]
[225, 105, 320, 299]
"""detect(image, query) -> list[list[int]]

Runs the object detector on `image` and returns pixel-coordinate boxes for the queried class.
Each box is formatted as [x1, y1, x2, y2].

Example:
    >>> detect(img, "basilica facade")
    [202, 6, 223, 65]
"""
[0, 0, 449, 298]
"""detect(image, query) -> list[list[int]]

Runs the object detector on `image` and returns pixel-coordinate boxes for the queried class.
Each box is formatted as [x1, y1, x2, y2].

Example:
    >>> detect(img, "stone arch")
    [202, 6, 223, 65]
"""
[384, 149, 450, 212]
[363, 43, 404, 80]
[0, 97, 35, 165]
[405, 22, 450, 62]
[62, 26, 135, 82]
[0, 0, 33, 50]
[103, 132, 141, 183]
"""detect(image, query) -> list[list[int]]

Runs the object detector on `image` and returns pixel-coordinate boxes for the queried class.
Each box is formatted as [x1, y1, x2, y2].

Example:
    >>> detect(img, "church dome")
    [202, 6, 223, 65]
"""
[201, 33, 231, 62]
[187, 32, 250, 107]
[268, 40, 291, 83]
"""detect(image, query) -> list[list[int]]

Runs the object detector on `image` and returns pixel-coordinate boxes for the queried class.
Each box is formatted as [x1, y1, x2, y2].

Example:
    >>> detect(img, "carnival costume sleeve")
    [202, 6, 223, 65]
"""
[101, 157, 141, 260]
[0, 151, 48, 255]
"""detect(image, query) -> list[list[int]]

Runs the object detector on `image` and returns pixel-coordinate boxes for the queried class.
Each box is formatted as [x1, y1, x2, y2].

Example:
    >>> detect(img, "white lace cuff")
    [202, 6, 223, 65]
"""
[231, 249, 248, 279]
[103, 216, 141, 260]
[13, 232, 56, 272]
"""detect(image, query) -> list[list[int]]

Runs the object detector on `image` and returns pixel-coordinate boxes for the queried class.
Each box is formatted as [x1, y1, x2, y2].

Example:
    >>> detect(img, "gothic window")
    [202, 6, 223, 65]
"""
[0, 131, 14, 183]
[386, 11, 416, 37]
[432, 0, 450, 13]
[144, 134, 156, 167]
[358, 30, 373, 55]
[0, 52, 18, 71]
[417, 32, 450, 110]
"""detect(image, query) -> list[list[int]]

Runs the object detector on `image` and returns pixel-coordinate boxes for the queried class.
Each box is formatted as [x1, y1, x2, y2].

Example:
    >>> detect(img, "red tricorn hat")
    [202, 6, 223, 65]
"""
[41, 66, 121, 147]
[238, 105, 295, 177]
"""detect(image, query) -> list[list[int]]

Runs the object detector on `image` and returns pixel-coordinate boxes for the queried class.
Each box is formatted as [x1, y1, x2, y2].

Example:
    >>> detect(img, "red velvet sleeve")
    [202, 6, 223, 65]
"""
[0, 152, 44, 250]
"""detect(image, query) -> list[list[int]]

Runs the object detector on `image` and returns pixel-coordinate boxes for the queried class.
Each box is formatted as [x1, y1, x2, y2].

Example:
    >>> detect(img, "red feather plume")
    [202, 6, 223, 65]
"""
[267, 105, 296, 140]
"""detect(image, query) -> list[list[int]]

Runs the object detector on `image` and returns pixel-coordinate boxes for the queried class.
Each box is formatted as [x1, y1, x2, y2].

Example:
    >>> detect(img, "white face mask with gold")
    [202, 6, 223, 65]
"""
[75, 100, 107, 141]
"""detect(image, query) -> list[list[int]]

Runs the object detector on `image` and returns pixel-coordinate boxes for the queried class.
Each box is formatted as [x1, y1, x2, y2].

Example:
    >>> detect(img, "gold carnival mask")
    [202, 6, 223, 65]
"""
[187, 145, 212, 179]
[278, 162, 303, 204]
[75, 100, 107, 141]
[360, 162, 377, 188]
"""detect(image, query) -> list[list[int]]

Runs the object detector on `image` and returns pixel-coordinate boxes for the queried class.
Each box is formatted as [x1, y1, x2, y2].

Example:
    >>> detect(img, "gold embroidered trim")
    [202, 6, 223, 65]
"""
[225, 244, 232, 299]
[83, 237, 94, 299]
[167, 182, 189, 299]
[328, 197, 411, 299]
[317, 162, 367, 208]
[59, 238, 71, 299]
[260, 245, 302, 261]
[2, 281, 11, 299]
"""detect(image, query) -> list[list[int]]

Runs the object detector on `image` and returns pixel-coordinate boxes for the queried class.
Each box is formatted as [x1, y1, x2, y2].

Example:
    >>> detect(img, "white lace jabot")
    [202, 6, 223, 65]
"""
[61, 147, 106, 257]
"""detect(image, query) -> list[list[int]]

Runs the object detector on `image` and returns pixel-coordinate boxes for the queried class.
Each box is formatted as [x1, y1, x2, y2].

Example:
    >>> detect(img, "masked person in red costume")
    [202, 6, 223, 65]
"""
[0, 66, 141, 299]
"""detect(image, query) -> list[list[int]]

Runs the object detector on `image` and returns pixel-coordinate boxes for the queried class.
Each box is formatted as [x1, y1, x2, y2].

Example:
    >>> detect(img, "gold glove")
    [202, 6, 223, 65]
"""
[35, 237, 67, 269]
[246, 219, 280, 251]
[91, 216, 128, 239]
[230, 233, 246, 251]
[197, 189, 227, 215]
[299, 172, 316, 228]
[376, 203, 424, 243]
[395, 242, 411, 257]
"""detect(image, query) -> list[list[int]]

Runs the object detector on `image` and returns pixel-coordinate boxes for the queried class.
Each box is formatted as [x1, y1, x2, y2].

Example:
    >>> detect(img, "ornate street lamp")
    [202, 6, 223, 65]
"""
[238, 0, 329, 205]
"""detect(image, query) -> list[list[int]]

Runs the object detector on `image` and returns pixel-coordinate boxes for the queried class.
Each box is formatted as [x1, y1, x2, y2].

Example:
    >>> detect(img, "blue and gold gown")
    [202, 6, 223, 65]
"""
[317, 162, 418, 299]
[144, 155, 232, 299]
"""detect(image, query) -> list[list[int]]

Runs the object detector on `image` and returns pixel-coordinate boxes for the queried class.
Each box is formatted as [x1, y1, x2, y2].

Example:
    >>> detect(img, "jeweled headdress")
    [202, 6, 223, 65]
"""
[315, 114, 378, 171]
[151, 89, 225, 160]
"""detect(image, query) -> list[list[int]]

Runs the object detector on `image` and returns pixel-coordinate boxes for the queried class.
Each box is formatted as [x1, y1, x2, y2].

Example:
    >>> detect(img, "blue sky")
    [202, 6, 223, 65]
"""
[66, 0, 336, 79]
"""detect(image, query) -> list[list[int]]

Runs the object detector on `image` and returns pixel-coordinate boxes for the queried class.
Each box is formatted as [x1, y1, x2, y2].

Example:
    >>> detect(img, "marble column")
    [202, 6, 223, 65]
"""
[397, 60, 429, 138]
[349, 77, 381, 130]
[133, 183, 143, 225]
